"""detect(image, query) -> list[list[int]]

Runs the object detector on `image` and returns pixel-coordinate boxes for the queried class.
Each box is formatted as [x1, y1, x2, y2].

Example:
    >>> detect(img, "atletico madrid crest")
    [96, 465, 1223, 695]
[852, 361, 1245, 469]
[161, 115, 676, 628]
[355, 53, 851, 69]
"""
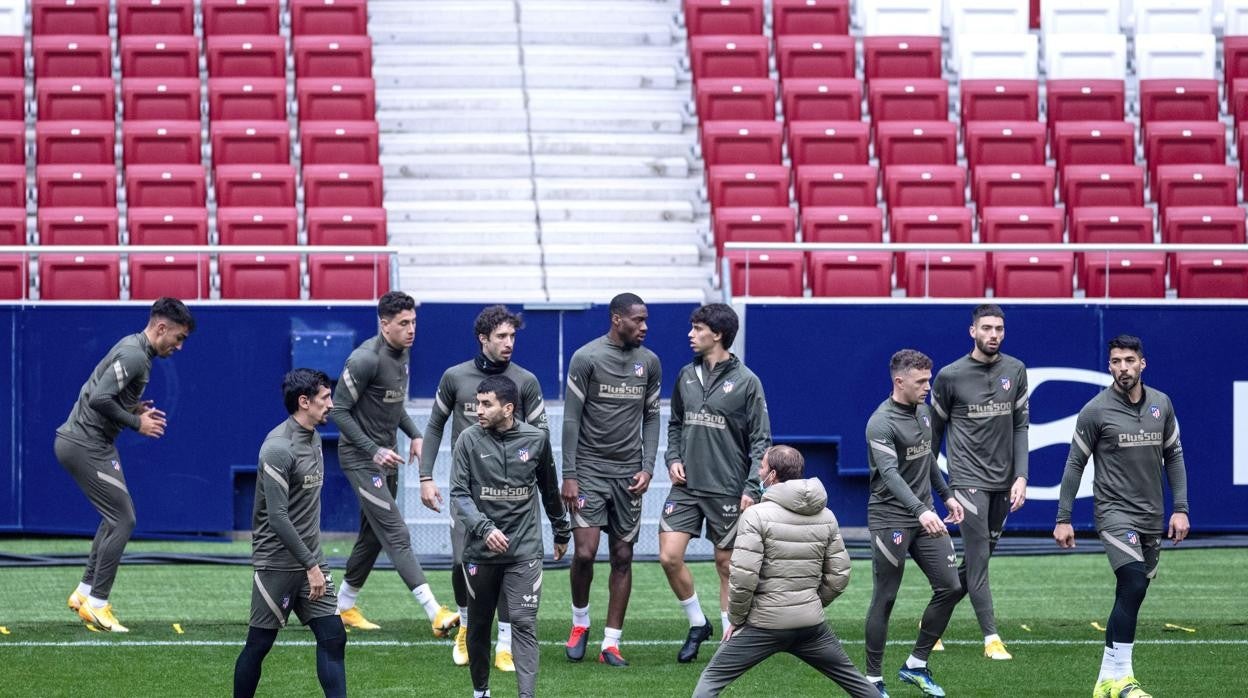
[1126, 531, 1139, 545]
[664, 501, 675, 516]
[577, 495, 587, 509]
[922, 414, 931, 428]
[111, 460, 121, 471]
[517, 448, 530, 462]
[280, 594, 291, 610]
[633, 363, 645, 377]
[892, 530, 904, 546]
[723, 380, 735, 393]
[467, 564, 478, 576]
[1000, 376, 1011, 391]
[372, 475, 383, 488]
[1149, 405, 1161, 420]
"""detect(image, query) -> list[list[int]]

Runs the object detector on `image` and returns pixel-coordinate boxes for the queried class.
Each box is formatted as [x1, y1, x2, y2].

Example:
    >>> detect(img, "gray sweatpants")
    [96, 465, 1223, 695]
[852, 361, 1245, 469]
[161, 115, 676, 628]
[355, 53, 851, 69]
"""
[950, 488, 1011, 636]
[463, 559, 543, 698]
[692, 623, 877, 698]
[55, 435, 136, 600]
[341, 467, 428, 591]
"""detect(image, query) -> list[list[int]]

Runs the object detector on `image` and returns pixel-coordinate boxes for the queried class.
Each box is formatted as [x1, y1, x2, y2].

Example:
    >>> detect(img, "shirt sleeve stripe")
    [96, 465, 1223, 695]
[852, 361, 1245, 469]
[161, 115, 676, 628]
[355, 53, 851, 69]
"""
[342, 368, 360, 401]
[566, 379, 585, 401]
[434, 394, 449, 414]
[1072, 433, 1091, 457]
[527, 400, 545, 423]
[1164, 423, 1180, 448]
[931, 401, 948, 419]
[263, 462, 289, 492]
[869, 440, 897, 457]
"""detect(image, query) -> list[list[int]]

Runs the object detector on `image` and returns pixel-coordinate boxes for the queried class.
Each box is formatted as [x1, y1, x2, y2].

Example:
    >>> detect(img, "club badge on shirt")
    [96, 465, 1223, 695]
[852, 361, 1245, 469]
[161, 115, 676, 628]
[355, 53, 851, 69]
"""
[517, 448, 530, 462]
[892, 530, 904, 546]
[111, 460, 121, 471]
[922, 414, 931, 428]
[1149, 405, 1161, 420]
[372, 475, 383, 489]
[633, 363, 645, 377]
[723, 380, 735, 393]
[1000, 376, 1011, 391]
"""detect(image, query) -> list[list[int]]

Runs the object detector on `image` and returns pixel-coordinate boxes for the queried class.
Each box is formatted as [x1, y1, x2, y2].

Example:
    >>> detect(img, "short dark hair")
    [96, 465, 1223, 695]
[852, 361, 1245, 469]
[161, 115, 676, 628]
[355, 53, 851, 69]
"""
[1108, 334, 1144, 357]
[890, 349, 932, 377]
[609, 292, 646, 317]
[766, 445, 805, 483]
[283, 368, 331, 415]
[150, 297, 195, 332]
[972, 304, 1005, 324]
[474, 305, 523, 340]
[476, 374, 518, 408]
[690, 303, 739, 350]
[377, 291, 415, 320]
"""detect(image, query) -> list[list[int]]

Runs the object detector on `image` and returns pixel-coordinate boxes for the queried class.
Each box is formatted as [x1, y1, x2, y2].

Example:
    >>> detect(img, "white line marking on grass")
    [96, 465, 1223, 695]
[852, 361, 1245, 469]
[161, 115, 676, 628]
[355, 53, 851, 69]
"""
[3, 639, 1247, 648]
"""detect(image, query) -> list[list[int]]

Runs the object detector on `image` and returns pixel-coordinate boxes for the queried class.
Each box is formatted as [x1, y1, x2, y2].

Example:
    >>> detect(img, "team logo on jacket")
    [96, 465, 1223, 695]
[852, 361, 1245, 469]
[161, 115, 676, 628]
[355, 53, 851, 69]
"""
[663, 501, 675, 515]
[517, 448, 530, 462]
[892, 530, 904, 546]
[723, 380, 735, 393]
[1126, 531, 1138, 545]
[280, 594, 291, 610]
[922, 414, 930, 428]
[467, 564, 478, 576]
[1149, 404, 1161, 420]
[372, 475, 383, 489]
[633, 363, 645, 377]
[111, 460, 121, 471]
[1000, 377, 1011, 391]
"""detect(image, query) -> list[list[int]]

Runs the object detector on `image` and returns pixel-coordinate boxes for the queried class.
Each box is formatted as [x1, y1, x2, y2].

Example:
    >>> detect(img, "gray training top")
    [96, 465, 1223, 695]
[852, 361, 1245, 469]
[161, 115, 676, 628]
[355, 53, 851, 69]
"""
[866, 397, 954, 529]
[57, 332, 156, 446]
[252, 417, 327, 571]
[330, 334, 421, 468]
[561, 335, 662, 480]
[1056, 383, 1189, 535]
[929, 352, 1030, 490]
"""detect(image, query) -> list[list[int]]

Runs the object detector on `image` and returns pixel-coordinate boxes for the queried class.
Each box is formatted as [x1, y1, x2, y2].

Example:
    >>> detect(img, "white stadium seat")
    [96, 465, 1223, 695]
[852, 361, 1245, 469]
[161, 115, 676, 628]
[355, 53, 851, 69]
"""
[1045, 33, 1128, 80]
[1225, 0, 1248, 34]
[0, 0, 24, 36]
[863, 0, 943, 36]
[1135, 33, 1216, 79]
[957, 34, 1039, 80]
[1134, 0, 1215, 34]
[950, 0, 1029, 38]
[1043, 0, 1121, 36]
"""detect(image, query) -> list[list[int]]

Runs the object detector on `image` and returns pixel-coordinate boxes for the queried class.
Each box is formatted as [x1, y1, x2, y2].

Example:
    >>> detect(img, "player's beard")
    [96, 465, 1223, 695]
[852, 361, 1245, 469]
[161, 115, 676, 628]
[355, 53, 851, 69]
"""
[1115, 372, 1140, 393]
[975, 337, 1000, 357]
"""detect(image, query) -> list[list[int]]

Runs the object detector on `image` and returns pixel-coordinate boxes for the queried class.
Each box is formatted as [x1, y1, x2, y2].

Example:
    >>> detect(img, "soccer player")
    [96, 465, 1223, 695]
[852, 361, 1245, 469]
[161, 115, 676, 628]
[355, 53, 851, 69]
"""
[661, 303, 772, 664]
[926, 304, 1030, 660]
[1054, 335, 1189, 698]
[561, 292, 662, 667]
[420, 305, 548, 669]
[451, 375, 570, 698]
[234, 369, 347, 698]
[864, 349, 964, 698]
[331, 291, 458, 635]
[58, 297, 195, 632]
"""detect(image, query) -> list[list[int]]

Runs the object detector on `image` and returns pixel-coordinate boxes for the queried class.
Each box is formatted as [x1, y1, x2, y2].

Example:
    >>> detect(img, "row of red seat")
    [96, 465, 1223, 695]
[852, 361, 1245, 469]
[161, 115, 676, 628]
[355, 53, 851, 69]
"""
[30, 0, 370, 38]
[685, 0, 851, 38]
[692, 34, 941, 84]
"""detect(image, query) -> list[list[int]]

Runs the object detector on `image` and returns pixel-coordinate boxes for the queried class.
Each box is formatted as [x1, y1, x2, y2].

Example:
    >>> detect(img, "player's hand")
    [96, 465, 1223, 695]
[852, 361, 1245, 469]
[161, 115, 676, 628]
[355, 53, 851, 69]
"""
[943, 497, 965, 525]
[420, 481, 443, 512]
[306, 566, 326, 601]
[137, 406, 167, 438]
[723, 623, 736, 642]
[628, 471, 652, 495]
[1009, 477, 1028, 512]
[740, 494, 756, 512]
[918, 510, 947, 537]
[1053, 523, 1076, 548]
[668, 462, 687, 486]
[485, 528, 510, 553]
[408, 437, 423, 465]
[1168, 512, 1190, 545]
[553, 542, 567, 561]
[131, 399, 155, 415]
[562, 479, 581, 512]
[372, 448, 403, 469]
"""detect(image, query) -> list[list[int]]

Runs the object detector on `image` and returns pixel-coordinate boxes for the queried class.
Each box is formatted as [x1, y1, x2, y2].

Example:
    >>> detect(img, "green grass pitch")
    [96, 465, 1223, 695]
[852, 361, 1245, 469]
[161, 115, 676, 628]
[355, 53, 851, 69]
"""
[1, 540, 1245, 696]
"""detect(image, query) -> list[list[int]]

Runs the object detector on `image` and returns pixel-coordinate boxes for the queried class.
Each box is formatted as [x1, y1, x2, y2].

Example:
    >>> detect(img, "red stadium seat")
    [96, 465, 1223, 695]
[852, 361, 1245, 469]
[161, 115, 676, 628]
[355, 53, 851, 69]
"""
[689, 36, 770, 81]
[125, 164, 206, 207]
[786, 121, 870, 169]
[1070, 207, 1154, 245]
[293, 36, 374, 79]
[118, 0, 195, 36]
[964, 122, 1047, 170]
[1154, 164, 1237, 213]
[123, 78, 201, 121]
[37, 207, 119, 245]
[37, 78, 116, 121]
[33, 0, 109, 35]
[291, 0, 369, 36]
[712, 207, 796, 258]
[781, 78, 861, 121]
[1138, 79, 1219, 129]
[36, 127, 113, 168]
[700, 120, 784, 166]
[875, 121, 958, 167]
[217, 207, 298, 245]
[796, 165, 878, 208]
[37, 164, 116, 207]
[904, 252, 987, 298]
[0, 254, 26, 299]
[1174, 252, 1248, 298]
[890, 207, 972, 244]
[695, 78, 777, 121]
[707, 165, 791, 208]
[972, 165, 1056, 208]
[960, 79, 1039, 124]
[305, 207, 387, 246]
[0, 207, 25, 245]
[127, 207, 209, 245]
[979, 206, 1064, 244]
[303, 164, 384, 207]
[122, 121, 202, 165]
[206, 35, 287, 78]
[203, 0, 281, 37]
[129, 253, 210, 300]
[0, 165, 26, 207]
[214, 164, 296, 207]
[1062, 165, 1145, 211]
[1162, 207, 1246, 244]
[1081, 253, 1167, 298]
[801, 206, 884, 243]
[1226, 37, 1248, 102]
[725, 250, 804, 297]
[211, 121, 291, 165]
[0, 78, 25, 120]
[219, 253, 301, 299]
[684, 0, 764, 36]
[38, 253, 120, 300]
[0, 122, 24, 165]
[296, 78, 377, 121]
[120, 36, 200, 78]
[308, 253, 391, 300]
[0, 37, 21, 79]
[868, 79, 948, 122]
[209, 78, 288, 121]
[34, 36, 112, 78]
[772, 0, 850, 36]
[863, 36, 941, 81]
[1145, 122, 1226, 197]
[884, 165, 966, 207]
[1045, 80, 1126, 131]
[992, 252, 1075, 298]
[1053, 122, 1135, 171]
[808, 251, 891, 297]
[776, 35, 856, 80]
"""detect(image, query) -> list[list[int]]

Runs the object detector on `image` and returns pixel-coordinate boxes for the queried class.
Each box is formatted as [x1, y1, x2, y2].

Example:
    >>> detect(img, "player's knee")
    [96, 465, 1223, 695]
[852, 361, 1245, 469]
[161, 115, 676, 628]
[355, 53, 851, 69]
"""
[243, 626, 278, 655]
[573, 542, 597, 564]
[311, 617, 347, 655]
[114, 509, 137, 535]
[658, 548, 684, 573]
[1115, 563, 1150, 605]
[609, 547, 633, 572]
[714, 556, 731, 579]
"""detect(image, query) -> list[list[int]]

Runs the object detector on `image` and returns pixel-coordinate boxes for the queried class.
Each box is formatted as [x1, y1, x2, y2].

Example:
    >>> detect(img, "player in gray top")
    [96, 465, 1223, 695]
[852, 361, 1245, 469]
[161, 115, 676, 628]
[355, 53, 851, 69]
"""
[234, 369, 347, 698]
[56, 297, 194, 633]
[926, 304, 1030, 660]
[1054, 335, 1189, 698]
[331, 292, 458, 636]
[420, 305, 547, 669]
[561, 293, 662, 666]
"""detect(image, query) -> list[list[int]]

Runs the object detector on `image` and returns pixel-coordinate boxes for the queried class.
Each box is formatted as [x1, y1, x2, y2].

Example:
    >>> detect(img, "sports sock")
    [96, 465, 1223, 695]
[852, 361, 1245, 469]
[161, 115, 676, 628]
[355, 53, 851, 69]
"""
[679, 594, 707, 628]
[984, 633, 1001, 645]
[867, 676, 884, 684]
[1112, 642, 1134, 678]
[412, 583, 440, 620]
[601, 627, 622, 651]
[336, 582, 359, 613]
[720, 611, 730, 632]
[458, 606, 469, 631]
[473, 690, 490, 698]
[88, 595, 108, 609]
[1098, 645, 1118, 681]
[905, 654, 927, 670]
[75, 582, 92, 597]
[572, 604, 590, 629]
[496, 622, 512, 652]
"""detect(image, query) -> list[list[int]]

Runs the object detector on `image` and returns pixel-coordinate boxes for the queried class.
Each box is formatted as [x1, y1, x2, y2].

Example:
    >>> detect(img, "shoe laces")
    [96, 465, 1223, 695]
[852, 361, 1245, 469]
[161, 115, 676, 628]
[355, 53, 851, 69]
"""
[567, 625, 588, 646]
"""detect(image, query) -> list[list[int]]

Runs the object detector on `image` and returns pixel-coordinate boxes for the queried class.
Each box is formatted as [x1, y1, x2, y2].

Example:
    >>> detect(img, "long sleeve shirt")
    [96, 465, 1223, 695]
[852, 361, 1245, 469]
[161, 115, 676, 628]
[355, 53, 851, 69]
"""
[865, 397, 953, 529]
[929, 352, 1030, 490]
[57, 333, 156, 445]
[251, 417, 326, 571]
[330, 334, 420, 468]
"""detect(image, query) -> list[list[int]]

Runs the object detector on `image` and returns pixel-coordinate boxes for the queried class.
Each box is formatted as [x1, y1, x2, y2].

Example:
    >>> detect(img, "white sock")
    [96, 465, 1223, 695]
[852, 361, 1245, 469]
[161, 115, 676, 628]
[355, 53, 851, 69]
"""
[679, 594, 707, 627]
[867, 675, 883, 684]
[497, 622, 512, 652]
[572, 604, 590, 629]
[88, 595, 108, 609]
[473, 690, 489, 698]
[459, 606, 469, 631]
[1098, 645, 1118, 681]
[720, 611, 730, 632]
[601, 626, 622, 651]
[76, 582, 92, 597]
[905, 654, 927, 670]
[985, 633, 1001, 645]
[412, 583, 441, 620]
[1112, 642, 1134, 678]
[337, 581, 359, 613]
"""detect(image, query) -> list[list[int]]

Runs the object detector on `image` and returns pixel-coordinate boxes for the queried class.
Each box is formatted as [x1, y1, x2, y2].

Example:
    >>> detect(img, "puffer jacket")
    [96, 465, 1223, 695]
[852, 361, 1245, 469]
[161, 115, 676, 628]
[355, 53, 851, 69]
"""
[727, 477, 851, 629]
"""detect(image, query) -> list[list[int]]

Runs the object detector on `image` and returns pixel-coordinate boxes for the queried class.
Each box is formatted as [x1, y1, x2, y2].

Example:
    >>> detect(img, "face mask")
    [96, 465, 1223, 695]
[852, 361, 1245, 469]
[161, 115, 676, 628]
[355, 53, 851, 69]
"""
[759, 471, 774, 495]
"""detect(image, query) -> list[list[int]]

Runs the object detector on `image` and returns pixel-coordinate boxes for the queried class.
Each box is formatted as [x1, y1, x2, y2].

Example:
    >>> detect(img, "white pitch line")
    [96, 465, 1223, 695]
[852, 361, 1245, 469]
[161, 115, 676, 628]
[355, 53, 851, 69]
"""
[1, 639, 1245, 648]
